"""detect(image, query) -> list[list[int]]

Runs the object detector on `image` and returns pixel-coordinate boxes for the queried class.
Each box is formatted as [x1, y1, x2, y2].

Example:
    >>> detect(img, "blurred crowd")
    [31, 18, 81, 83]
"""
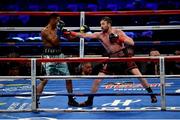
[1, 0, 180, 11]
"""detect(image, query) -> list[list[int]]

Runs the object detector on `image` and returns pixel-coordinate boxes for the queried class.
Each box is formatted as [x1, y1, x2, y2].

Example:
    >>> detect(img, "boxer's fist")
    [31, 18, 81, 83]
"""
[57, 20, 65, 31]
[62, 28, 71, 36]
[80, 25, 90, 33]
[56, 20, 65, 37]
[150, 50, 160, 56]
[109, 33, 119, 43]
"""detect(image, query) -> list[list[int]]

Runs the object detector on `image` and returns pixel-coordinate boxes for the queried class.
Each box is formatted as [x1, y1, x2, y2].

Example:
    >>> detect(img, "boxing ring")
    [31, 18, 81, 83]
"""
[0, 10, 180, 119]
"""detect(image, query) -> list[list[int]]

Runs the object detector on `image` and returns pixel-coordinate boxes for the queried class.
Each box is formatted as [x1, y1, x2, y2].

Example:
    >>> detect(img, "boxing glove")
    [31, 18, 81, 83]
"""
[109, 33, 125, 44]
[80, 25, 90, 33]
[56, 20, 65, 37]
[109, 33, 119, 43]
[57, 20, 65, 31]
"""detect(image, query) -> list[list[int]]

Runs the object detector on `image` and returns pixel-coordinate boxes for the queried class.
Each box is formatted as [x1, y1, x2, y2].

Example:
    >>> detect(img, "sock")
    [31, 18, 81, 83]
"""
[146, 87, 157, 103]
[146, 87, 156, 98]
[68, 95, 74, 101]
[146, 87, 153, 93]
[87, 96, 94, 102]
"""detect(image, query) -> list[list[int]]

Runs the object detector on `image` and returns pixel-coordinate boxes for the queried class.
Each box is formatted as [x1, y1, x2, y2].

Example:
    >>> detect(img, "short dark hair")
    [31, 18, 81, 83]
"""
[101, 16, 112, 24]
[49, 13, 59, 21]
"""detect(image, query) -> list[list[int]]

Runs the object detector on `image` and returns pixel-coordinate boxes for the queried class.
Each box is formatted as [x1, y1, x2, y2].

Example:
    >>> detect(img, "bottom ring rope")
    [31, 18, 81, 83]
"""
[0, 93, 180, 97]
[0, 109, 161, 113]
[0, 107, 180, 113]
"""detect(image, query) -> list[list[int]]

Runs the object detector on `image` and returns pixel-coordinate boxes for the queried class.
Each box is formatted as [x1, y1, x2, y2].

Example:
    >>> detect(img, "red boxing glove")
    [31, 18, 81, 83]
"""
[63, 29, 78, 37]
[70, 31, 78, 36]
[118, 36, 125, 43]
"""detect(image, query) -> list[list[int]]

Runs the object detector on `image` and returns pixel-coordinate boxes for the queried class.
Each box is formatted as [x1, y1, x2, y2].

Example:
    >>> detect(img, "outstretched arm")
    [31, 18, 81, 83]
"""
[62, 25, 100, 39]
[65, 30, 100, 39]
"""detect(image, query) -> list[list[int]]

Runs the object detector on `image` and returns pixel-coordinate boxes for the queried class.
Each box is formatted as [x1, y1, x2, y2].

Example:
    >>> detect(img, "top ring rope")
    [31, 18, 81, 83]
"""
[0, 10, 180, 16]
[0, 58, 30, 62]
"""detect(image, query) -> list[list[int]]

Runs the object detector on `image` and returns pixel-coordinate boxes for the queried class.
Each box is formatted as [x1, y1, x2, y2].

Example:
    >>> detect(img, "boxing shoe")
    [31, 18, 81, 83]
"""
[68, 98, 79, 107]
[151, 94, 157, 103]
[79, 100, 93, 107]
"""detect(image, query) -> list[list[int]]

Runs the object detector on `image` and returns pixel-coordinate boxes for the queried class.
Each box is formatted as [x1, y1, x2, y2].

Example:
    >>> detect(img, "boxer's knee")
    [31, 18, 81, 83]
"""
[40, 79, 48, 86]
[66, 80, 72, 84]
[94, 79, 102, 86]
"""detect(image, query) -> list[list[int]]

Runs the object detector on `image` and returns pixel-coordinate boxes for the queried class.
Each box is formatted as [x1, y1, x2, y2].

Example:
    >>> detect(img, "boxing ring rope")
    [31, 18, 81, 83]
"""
[1, 56, 178, 62]
[0, 56, 180, 112]
[0, 41, 180, 48]
[0, 10, 180, 16]
[1, 93, 180, 97]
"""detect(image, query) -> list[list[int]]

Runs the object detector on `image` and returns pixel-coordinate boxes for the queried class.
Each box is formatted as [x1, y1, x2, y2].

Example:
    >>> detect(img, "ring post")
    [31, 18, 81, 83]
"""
[31, 58, 37, 111]
[160, 57, 166, 111]
[80, 11, 85, 58]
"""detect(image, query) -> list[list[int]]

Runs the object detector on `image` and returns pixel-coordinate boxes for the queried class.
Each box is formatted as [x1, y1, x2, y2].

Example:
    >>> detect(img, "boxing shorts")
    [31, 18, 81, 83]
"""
[42, 47, 70, 76]
[101, 48, 138, 75]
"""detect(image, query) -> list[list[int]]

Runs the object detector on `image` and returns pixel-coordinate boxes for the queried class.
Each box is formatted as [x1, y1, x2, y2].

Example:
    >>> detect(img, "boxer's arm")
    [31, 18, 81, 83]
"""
[64, 30, 100, 39]
[117, 30, 134, 46]
[74, 32, 99, 39]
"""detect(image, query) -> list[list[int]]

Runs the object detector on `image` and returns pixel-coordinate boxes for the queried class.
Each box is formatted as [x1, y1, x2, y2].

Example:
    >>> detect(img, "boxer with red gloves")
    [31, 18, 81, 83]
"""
[61, 17, 157, 106]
